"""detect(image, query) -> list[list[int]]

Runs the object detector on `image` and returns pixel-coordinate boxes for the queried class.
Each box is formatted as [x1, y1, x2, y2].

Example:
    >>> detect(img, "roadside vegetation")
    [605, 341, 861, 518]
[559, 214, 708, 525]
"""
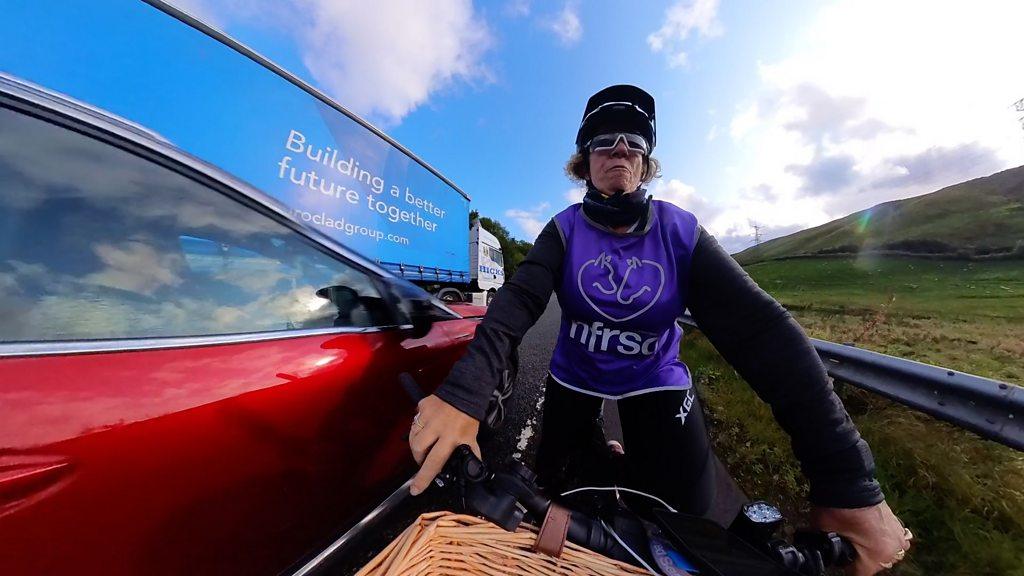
[683, 256, 1024, 575]
[469, 209, 534, 278]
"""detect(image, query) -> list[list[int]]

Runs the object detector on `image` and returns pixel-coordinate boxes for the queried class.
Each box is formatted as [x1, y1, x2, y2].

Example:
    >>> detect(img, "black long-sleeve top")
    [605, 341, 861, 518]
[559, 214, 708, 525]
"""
[436, 218, 883, 509]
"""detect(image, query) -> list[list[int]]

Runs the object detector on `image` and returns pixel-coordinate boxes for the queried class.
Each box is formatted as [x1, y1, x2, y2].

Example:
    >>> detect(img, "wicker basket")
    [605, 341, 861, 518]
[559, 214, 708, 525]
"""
[355, 511, 653, 575]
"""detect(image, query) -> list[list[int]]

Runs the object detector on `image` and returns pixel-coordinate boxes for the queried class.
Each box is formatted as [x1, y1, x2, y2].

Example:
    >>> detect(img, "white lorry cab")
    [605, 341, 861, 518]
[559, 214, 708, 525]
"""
[470, 221, 506, 303]
[432, 220, 505, 304]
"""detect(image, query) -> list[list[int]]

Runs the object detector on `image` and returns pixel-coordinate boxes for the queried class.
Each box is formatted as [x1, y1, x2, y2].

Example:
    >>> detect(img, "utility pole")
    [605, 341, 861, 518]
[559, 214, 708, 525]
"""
[1013, 98, 1024, 135]
[751, 222, 763, 246]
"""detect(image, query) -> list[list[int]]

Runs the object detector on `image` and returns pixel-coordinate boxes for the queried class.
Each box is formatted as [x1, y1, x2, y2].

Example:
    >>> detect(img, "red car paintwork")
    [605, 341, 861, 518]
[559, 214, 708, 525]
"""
[0, 319, 478, 575]
[448, 303, 488, 318]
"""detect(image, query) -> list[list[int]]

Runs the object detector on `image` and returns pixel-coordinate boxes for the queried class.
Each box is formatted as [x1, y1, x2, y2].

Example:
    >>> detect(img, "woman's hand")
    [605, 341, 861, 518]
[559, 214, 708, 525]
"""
[811, 500, 912, 575]
[408, 394, 481, 495]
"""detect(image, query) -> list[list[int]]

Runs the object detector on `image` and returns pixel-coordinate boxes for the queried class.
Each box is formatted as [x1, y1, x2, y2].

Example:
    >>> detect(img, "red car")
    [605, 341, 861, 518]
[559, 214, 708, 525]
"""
[0, 74, 485, 575]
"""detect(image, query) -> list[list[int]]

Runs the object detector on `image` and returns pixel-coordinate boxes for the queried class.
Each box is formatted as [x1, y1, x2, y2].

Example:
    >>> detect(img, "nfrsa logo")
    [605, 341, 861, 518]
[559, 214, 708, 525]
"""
[562, 251, 668, 357]
[479, 265, 504, 276]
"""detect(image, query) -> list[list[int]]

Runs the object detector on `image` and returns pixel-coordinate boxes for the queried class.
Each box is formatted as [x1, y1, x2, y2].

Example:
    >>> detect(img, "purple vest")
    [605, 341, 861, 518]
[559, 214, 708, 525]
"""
[549, 200, 699, 398]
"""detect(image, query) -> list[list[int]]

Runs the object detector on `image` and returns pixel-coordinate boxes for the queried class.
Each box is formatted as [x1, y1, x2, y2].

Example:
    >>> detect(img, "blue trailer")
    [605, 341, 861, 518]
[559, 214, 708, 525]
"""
[0, 0, 500, 301]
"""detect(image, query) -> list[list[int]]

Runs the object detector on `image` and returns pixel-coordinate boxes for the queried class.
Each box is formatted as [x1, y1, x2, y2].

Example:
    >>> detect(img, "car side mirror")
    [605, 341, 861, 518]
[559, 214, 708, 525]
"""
[375, 276, 441, 338]
[408, 298, 435, 339]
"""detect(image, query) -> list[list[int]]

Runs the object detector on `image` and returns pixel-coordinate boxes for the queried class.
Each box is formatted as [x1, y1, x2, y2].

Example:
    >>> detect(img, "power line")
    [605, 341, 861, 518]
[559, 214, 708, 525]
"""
[1013, 98, 1024, 135]
[751, 222, 763, 246]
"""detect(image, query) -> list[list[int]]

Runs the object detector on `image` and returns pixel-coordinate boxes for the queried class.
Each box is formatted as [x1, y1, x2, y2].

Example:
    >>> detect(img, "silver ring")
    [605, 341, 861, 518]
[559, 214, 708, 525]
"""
[412, 413, 425, 432]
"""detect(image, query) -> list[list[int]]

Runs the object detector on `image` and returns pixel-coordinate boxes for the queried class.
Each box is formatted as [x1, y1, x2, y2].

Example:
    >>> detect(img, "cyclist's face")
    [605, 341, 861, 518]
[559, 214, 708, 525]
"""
[587, 136, 645, 196]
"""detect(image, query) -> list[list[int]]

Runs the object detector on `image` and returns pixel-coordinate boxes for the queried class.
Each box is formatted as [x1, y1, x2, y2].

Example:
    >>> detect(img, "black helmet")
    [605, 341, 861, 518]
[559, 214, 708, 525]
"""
[575, 84, 656, 152]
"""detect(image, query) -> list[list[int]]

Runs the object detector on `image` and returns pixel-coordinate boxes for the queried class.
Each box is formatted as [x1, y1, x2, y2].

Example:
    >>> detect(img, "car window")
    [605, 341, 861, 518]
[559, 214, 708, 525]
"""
[0, 105, 391, 342]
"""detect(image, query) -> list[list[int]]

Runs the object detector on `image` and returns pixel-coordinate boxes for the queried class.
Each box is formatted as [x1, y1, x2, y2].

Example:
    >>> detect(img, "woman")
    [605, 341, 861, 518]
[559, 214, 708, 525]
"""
[409, 85, 911, 575]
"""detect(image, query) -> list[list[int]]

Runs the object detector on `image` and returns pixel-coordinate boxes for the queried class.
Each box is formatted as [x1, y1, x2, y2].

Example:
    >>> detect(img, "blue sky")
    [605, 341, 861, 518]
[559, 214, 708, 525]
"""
[41, 0, 1024, 252]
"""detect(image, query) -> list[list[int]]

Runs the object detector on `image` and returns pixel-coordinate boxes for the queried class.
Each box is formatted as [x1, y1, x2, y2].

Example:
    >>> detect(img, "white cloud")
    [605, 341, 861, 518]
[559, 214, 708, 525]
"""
[717, 223, 806, 255]
[504, 0, 530, 18]
[650, 179, 719, 223]
[505, 202, 551, 239]
[647, 0, 723, 68]
[712, 0, 1024, 243]
[706, 125, 719, 142]
[299, 1, 493, 124]
[1, 253, 350, 342]
[164, 0, 229, 27]
[166, 0, 493, 125]
[542, 2, 582, 46]
[729, 102, 759, 141]
[85, 241, 184, 296]
[564, 186, 586, 203]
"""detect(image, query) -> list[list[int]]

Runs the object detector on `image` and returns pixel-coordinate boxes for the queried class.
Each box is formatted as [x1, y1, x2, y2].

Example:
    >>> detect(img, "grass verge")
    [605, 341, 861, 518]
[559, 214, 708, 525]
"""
[685, 256, 1024, 575]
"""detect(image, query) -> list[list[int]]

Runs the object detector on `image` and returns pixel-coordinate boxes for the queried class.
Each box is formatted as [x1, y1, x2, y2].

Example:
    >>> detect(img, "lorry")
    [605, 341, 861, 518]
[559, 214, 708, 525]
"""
[392, 220, 505, 304]
[0, 0, 502, 304]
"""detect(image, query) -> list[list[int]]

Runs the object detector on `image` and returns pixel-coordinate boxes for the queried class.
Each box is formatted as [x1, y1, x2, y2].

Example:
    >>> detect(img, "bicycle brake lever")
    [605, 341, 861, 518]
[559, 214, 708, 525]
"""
[399, 372, 426, 403]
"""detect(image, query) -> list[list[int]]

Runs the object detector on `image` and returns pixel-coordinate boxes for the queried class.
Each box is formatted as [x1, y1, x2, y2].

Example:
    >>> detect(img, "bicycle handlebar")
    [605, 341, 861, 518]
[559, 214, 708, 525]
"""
[401, 372, 855, 575]
[439, 444, 621, 554]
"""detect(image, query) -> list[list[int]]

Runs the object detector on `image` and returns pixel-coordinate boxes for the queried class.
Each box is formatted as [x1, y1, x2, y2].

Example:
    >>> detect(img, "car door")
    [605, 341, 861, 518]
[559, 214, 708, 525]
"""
[0, 88, 468, 575]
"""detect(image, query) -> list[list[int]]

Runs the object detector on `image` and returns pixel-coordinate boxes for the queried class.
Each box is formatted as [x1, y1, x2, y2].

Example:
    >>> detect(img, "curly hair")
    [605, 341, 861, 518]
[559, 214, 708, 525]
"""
[564, 152, 662, 185]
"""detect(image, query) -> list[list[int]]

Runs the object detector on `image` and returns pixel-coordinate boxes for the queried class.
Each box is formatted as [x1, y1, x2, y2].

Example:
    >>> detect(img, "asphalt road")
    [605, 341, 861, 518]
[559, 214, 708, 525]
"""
[479, 294, 562, 468]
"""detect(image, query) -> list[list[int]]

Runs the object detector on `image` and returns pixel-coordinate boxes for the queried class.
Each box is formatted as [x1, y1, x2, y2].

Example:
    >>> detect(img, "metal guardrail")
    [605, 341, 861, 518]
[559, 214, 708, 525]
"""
[678, 315, 1024, 451]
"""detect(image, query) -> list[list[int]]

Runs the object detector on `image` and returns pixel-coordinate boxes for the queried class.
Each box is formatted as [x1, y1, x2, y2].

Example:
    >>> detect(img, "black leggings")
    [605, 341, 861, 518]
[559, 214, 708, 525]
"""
[535, 376, 717, 516]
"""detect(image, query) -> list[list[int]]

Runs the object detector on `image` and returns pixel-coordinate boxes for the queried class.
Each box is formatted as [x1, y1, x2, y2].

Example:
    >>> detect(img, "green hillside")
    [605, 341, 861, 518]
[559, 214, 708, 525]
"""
[735, 165, 1024, 265]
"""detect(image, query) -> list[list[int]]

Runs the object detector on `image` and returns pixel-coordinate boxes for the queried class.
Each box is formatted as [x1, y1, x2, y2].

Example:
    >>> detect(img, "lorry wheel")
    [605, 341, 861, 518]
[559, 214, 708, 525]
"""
[438, 288, 463, 303]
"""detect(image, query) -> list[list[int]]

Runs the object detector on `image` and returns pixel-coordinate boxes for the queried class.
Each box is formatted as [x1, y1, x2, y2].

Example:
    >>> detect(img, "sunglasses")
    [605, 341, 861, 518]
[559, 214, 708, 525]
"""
[586, 132, 650, 155]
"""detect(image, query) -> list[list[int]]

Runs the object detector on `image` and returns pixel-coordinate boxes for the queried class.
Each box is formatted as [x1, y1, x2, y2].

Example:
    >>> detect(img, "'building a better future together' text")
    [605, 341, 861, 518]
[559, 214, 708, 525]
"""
[276, 129, 446, 234]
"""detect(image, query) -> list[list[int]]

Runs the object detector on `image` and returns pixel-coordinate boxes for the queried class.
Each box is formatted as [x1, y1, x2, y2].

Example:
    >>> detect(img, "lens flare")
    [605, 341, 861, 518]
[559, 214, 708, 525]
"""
[856, 210, 872, 234]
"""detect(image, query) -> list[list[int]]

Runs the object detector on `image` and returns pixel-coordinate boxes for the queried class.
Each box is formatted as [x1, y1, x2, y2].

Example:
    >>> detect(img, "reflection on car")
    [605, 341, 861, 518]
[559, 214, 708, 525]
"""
[0, 75, 480, 575]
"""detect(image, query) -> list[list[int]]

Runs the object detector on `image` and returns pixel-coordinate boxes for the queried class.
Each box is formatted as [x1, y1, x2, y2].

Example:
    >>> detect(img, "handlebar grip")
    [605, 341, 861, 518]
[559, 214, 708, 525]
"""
[566, 514, 619, 557]
[834, 535, 857, 566]
[794, 530, 857, 567]
[400, 372, 426, 404]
